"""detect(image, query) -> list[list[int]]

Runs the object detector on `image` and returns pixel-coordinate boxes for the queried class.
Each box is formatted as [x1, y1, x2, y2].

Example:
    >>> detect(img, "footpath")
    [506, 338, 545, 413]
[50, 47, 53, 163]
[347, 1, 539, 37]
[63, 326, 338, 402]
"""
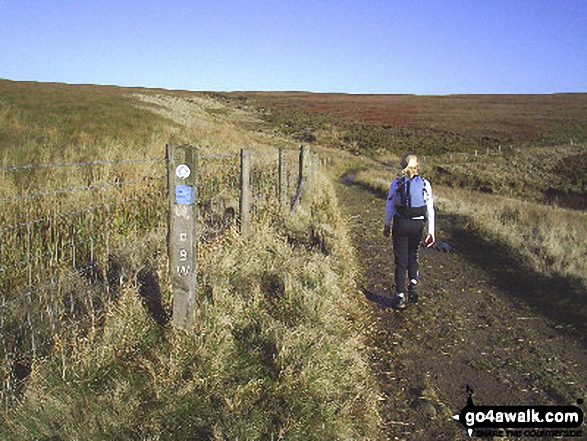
[336, 176, 587, 440]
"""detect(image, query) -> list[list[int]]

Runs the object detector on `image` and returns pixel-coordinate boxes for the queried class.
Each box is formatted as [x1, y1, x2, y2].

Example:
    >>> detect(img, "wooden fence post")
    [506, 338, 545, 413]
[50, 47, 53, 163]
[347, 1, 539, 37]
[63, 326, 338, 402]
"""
[239, 148, 251, 234]
[311, 152, 319, 184]
[167, 144, 198, 329]
[278, 148, 287, 213]
[291, 145, 311, 212]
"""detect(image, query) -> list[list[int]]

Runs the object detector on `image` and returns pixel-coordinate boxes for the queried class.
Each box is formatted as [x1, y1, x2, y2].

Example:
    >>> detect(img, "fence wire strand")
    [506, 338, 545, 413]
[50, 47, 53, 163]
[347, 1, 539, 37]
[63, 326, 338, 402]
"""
[0, 157, 166, 172]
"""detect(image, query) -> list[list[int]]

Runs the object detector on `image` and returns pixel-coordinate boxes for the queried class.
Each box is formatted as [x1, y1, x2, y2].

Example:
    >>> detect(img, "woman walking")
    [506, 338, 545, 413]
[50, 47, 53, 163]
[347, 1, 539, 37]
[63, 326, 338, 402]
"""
[383, 152, 435, 309]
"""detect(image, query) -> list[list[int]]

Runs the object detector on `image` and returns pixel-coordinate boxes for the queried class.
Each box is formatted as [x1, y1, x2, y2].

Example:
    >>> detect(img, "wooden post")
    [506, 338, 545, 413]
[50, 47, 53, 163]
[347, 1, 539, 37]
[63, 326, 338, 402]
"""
[312, 152, 319, 185]
[167, 144, 198, 329]
[291, 145, 311, 212]
[300, 145, 311, 186]
[239, 148, 251, 234]
[278, 148, 287, 213]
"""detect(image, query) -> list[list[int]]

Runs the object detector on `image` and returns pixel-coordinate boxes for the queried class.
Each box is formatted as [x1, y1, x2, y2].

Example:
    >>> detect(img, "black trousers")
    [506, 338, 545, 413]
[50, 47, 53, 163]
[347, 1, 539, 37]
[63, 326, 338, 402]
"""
[392, 217, 424, 294]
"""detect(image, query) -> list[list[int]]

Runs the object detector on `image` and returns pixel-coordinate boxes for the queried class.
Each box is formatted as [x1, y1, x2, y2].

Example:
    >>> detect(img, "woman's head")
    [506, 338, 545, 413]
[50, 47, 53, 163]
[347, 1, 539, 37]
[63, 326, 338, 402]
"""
[400, 152, 419, 178]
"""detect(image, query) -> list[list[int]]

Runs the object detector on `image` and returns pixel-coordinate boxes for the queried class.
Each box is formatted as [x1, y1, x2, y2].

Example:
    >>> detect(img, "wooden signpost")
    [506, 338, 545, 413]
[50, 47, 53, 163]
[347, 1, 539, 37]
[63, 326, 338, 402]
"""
[167, 144, 198, 329]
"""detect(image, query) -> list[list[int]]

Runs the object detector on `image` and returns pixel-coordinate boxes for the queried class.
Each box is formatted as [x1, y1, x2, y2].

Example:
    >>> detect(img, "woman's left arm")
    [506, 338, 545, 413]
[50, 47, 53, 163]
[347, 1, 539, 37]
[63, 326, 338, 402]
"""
[425, 180, 435, 246]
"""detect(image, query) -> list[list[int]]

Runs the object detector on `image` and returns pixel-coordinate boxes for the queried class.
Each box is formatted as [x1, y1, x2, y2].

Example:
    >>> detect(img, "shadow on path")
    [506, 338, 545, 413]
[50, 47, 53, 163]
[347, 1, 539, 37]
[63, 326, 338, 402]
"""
[360, 285, 394, 308]
[442, 213, 587, 343]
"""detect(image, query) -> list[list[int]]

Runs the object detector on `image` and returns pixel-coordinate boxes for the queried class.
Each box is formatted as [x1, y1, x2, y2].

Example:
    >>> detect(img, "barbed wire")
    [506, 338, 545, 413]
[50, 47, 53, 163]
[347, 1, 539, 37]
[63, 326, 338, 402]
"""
[0, 153, 173, 404]
[0, 176, 163, 202]
[0, 188, 168, 232]
[0, 157, 167, 172]
[200, 153, 239, 159]
[249, 150, 278, 157]
[200, 164, 240, 173]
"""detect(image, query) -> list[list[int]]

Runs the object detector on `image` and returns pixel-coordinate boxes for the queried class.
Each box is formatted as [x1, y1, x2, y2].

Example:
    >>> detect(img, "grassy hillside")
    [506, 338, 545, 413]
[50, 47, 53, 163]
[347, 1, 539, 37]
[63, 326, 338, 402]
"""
[428, 143, 587, 209]
[0, 80, 176, 163]
[3, 80, 586, 438]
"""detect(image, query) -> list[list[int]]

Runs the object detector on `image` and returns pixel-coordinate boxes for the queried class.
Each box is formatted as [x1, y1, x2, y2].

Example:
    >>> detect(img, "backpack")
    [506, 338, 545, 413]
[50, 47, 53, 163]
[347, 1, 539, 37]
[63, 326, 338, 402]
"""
[394, 175, 428, 218]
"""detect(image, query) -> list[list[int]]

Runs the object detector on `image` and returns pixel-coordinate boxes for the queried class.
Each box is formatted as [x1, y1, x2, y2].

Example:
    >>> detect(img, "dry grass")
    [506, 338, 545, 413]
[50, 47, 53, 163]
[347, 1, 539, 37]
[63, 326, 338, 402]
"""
[134, 92, 294, 155]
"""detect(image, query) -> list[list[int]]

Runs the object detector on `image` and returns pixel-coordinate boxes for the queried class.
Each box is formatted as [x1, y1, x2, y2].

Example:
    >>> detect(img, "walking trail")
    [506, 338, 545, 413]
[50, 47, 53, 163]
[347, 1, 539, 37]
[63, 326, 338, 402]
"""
[336, 175, 587, 440]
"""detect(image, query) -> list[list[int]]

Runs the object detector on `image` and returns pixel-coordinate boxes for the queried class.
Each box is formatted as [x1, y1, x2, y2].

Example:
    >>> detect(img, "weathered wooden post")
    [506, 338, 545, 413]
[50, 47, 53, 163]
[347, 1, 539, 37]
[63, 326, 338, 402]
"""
[167, 144, 198, 329]
[278, 148, 287, 213]
[311, 151, 319, 186]
[239, 148, 251, 234]
[291, 145, 311, 212]
[302, 145, 311, 181]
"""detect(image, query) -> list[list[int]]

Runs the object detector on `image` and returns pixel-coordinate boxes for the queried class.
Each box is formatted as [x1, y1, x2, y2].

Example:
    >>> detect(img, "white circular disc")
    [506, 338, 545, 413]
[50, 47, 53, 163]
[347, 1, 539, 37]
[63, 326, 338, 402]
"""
[176, 164, 191, 179]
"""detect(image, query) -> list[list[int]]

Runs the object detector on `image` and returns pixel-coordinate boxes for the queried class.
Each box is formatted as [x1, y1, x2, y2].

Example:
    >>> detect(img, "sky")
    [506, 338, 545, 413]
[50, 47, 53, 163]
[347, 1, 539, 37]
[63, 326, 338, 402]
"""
[0, 0, 586, 95]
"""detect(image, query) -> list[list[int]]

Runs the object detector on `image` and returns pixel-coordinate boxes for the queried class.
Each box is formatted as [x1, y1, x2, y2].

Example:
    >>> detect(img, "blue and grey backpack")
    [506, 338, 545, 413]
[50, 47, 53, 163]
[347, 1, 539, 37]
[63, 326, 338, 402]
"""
[394, 175, 428, 219]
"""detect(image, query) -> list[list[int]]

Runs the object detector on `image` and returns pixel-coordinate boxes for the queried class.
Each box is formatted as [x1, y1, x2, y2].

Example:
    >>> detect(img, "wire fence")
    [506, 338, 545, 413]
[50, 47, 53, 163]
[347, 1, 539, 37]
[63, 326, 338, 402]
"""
[0, 144, 318, 406]
[0, 156, 168, 403]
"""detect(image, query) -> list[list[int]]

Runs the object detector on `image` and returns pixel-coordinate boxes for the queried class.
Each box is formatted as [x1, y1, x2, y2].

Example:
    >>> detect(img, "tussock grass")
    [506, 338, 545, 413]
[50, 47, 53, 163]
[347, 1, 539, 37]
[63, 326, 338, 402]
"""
[0, 80, 381, 438]
[0, 81, 278, 396]
[1, 174, 381, 440]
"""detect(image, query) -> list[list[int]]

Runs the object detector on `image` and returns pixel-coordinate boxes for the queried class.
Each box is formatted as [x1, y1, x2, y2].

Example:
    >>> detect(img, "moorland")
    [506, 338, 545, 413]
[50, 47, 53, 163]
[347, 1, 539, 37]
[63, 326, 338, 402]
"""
[1, 79, 586, 439]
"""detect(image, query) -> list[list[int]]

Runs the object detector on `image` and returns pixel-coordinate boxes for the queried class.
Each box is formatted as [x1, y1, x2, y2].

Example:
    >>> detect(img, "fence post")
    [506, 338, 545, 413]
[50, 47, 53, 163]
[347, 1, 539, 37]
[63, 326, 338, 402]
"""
[239, 148, 251, 234]
[311, 152, 319, 185]
[278, 148, 287, 213]
[167, 144, 198, 329]
[291, 145, 311, 212]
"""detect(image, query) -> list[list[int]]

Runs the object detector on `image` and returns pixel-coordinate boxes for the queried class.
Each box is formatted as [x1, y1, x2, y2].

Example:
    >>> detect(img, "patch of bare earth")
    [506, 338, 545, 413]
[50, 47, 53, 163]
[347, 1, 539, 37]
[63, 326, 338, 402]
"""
[337, 176, 587, 440]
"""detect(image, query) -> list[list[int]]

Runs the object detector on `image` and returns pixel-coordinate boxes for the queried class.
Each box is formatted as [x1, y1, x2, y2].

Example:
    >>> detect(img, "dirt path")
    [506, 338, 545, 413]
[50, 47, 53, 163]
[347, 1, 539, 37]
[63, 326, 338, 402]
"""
[336, 176, 587, 440]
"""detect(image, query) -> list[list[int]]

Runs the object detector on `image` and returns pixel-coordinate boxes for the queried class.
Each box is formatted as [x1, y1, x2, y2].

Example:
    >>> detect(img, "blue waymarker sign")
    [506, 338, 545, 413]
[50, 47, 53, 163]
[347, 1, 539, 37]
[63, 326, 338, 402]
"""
[175, 185, 195, 205]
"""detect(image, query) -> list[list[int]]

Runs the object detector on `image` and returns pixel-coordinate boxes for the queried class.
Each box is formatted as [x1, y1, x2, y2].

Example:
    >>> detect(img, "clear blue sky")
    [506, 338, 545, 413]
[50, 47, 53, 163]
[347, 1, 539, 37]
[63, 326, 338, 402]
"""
[1, 0, 585, 94]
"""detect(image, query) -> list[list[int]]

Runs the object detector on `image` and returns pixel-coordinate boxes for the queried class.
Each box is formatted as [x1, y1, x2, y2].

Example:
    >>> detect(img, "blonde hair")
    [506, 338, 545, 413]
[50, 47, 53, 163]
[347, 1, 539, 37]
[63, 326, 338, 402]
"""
[400, 152, 419, 178]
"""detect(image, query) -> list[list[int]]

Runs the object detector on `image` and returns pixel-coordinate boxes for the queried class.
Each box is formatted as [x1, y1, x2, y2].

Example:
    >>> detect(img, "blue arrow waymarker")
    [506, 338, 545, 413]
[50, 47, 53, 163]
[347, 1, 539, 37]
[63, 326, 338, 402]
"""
[175, 185, 195, 205]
